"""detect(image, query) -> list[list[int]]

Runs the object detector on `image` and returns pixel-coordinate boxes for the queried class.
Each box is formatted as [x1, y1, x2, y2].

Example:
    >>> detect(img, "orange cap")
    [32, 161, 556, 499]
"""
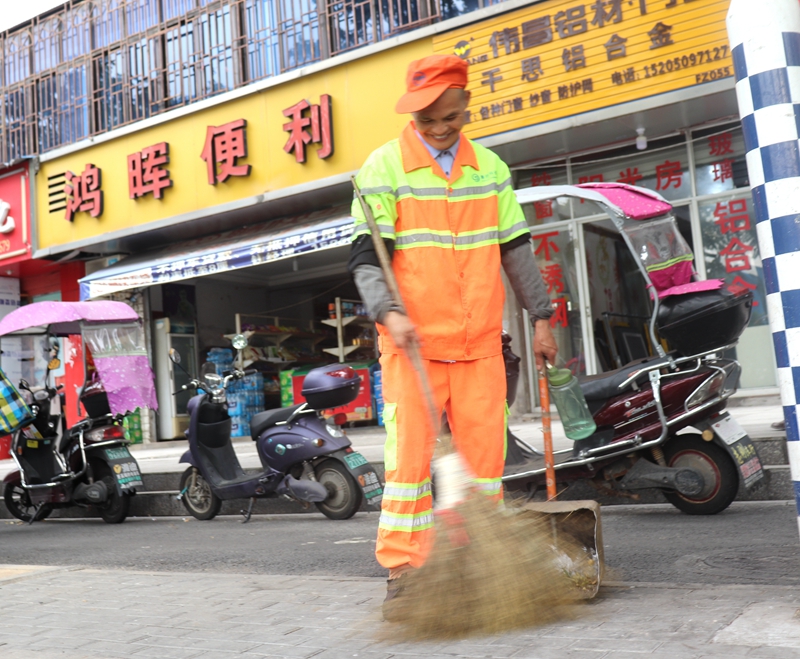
[395, 54, 468, 114]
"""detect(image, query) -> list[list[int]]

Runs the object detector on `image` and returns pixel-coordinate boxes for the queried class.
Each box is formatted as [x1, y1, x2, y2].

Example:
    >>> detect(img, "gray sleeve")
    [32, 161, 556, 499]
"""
[501, 241, 554, 323]
[352, 264, 397, 324]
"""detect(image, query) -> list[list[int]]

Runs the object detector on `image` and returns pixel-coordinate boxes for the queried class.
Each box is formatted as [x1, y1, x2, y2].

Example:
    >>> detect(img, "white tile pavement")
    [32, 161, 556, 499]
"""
[0, 566, 797, 658]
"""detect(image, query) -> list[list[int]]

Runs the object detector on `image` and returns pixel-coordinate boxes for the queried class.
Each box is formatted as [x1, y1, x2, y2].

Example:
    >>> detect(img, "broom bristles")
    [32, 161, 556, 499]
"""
[383, 494, 583, 641]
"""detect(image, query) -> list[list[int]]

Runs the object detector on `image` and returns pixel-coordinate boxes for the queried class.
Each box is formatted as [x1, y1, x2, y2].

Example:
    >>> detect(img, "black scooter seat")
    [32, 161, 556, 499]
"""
[250, 404, 303, 439]
[580, 354, 675, 402]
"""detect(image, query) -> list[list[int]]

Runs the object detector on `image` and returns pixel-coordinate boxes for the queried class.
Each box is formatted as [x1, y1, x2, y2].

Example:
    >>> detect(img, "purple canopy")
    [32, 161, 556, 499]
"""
[0, 301, 140, 336]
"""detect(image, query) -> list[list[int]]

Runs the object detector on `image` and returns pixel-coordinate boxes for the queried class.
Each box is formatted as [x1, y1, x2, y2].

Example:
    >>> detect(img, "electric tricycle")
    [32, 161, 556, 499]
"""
[0, 301, 156, 523]
[503, 183, 765, 515]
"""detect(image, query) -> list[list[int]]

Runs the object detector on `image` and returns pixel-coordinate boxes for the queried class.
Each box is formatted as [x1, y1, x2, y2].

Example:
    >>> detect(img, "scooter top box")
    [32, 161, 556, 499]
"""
[656, 287, 753, 356]
[300, 364, 361, 410]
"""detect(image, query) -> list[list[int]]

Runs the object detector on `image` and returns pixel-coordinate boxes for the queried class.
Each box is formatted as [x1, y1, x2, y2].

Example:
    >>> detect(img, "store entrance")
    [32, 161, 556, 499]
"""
[148, 246, 383, 440]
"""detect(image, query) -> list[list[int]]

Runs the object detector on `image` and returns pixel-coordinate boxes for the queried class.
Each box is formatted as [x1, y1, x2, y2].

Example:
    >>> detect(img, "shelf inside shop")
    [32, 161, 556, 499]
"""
[225, 329, 326, 346]
[322, 345, 362, 357]
[320, 298, 378, 362]
[320, 315, 374, 328]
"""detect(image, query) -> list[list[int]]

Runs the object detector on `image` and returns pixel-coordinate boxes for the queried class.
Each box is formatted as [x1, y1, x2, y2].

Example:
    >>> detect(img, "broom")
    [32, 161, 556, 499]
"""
[352, 178, 576, 640]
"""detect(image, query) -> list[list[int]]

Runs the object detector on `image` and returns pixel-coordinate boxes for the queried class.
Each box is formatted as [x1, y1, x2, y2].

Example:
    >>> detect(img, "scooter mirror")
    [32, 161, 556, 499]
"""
[231, 334, 248, 350]
[169, 348, 182, 365]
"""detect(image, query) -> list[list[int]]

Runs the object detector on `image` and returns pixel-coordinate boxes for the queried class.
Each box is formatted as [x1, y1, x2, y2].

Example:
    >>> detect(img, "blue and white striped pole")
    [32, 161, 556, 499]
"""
[727, 0, 800, 538]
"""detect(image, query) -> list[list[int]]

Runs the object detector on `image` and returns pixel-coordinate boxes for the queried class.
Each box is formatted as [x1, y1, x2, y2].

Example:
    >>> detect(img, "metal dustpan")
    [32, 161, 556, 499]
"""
[520, 372, 605, 599]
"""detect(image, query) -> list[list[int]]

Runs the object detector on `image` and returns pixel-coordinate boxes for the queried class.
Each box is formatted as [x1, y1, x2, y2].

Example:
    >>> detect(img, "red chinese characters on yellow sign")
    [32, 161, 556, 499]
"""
[65, 164, 103, 223]
[533, 231, 569, 328]
[201, 119, 252, 185]
[433, 0, 733, 139]
[128, 142, 172, 200]
[282, 95, 334, 164]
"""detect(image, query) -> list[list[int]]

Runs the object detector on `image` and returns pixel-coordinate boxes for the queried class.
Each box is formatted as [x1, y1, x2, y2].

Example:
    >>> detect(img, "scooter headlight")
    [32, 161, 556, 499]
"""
[204, 373, 223, 389]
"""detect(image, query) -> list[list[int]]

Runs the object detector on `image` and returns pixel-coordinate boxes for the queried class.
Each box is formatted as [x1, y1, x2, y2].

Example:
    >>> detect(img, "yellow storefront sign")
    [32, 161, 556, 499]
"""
[433, 0, 733, 139]
[36, 40, 427, 251]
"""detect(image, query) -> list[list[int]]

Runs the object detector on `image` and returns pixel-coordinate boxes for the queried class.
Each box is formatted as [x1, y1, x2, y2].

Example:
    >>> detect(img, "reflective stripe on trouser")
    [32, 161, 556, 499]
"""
[376, 352, 506, 569]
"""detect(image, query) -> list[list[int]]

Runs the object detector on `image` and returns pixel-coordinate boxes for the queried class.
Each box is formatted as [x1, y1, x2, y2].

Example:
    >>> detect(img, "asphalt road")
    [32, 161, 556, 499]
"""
[1, 501, 798, 585]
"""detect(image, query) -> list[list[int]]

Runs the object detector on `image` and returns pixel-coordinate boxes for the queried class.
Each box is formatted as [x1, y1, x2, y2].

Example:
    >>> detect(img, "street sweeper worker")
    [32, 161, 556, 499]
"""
[348, 53, 557, 606]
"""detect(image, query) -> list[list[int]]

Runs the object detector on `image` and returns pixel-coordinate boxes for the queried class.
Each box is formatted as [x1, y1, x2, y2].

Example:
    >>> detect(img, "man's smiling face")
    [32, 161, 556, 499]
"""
[412, 88, 471, 152]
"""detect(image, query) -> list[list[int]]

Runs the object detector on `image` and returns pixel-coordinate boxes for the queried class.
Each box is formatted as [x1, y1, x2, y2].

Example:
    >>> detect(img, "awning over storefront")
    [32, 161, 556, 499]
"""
[79, 210, 355, 300]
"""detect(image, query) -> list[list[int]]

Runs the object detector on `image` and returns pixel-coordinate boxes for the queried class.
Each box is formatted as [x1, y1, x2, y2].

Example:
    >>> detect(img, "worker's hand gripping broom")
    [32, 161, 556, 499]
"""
[352, 177, 576, 640]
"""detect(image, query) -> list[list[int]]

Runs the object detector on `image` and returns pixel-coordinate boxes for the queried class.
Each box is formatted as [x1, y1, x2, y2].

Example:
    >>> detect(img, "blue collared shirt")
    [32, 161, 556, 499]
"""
[414, 130, 461, 178]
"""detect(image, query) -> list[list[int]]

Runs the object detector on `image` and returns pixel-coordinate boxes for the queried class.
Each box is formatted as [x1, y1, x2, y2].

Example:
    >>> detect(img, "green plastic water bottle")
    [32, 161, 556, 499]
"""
[547, 366, 597, 441]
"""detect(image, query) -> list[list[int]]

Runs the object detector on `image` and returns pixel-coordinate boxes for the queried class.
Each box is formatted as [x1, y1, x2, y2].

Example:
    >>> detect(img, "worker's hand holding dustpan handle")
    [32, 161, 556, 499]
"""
[351, 177, 442, 441]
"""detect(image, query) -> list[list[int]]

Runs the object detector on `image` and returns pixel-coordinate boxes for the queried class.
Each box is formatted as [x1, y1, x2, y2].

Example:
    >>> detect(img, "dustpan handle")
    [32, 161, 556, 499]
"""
[351, 177, 442, 440]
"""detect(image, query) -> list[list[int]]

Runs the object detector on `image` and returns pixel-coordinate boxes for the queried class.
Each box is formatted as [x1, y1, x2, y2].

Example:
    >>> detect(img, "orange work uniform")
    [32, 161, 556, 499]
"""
[351, 123, 530, 569]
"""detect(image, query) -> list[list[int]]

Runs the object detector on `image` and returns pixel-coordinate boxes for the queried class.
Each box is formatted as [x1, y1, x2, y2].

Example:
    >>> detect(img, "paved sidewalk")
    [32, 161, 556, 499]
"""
[0, 565, 798, 658]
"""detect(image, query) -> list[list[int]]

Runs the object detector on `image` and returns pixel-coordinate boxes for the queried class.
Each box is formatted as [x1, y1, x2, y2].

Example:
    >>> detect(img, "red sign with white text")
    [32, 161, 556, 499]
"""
[0, 164, 32, 265]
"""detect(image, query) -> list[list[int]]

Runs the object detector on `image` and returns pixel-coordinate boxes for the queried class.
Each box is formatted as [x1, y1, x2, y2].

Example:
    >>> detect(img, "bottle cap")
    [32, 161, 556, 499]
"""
[546, 365, 573, 387]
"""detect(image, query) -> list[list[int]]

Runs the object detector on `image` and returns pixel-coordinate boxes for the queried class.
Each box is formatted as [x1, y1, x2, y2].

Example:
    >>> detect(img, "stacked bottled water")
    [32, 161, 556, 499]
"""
[204, 348, 265, 437]
[206, 348, 234, 375]
[228, 373, 265, 438]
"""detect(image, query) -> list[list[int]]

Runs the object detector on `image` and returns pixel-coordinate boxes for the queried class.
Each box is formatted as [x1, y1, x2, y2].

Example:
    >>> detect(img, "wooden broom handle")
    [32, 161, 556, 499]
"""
[351, 177, 442, 438]
[538, 368, 557, 501]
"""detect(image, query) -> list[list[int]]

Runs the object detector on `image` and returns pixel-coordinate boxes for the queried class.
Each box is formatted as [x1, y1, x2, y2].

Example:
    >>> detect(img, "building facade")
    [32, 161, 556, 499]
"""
[4, 0, 770, 438]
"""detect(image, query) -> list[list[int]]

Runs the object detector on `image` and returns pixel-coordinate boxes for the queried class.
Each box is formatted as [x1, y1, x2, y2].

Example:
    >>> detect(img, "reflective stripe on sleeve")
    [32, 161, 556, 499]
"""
[498, 221, 532, 242]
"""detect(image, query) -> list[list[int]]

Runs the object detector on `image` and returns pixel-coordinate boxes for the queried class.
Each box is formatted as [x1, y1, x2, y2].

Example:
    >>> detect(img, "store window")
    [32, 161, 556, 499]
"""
[515, 165, 570, 226]
[530, 227, 585, 376]
[512, 124, 776, 391]
[699, 192, 773, 388]
[693, 124, 749, 196]
[570, 135, 691, 218]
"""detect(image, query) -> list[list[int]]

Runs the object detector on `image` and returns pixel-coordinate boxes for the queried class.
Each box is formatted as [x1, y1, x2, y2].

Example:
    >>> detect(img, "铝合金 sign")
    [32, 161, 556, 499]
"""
[433, 0, 733, 139]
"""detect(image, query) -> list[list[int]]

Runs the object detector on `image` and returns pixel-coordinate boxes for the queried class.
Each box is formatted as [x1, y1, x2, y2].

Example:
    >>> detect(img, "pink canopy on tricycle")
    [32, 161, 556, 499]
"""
[0, 300, 139, 336]
[0, 301, 156, 416]
[515, 182, 723, 298]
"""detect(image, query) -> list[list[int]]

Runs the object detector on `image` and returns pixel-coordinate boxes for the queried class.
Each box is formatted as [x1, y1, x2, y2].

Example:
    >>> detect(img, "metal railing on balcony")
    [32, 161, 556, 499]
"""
[0, 0, 497, 163]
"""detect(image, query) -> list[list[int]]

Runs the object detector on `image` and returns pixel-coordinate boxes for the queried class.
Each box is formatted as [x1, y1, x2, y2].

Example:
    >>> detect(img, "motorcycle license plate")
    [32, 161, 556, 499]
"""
[711, 417, 764, 490]
[712, 416, 747, 445]
[344, 452, 368, 470]
[104, 447, 144, 491]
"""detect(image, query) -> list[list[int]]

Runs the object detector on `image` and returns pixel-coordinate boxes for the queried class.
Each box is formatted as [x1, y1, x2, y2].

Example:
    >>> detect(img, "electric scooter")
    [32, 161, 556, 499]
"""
[175, 336, 383, 522]
[3, 324, 144, 525]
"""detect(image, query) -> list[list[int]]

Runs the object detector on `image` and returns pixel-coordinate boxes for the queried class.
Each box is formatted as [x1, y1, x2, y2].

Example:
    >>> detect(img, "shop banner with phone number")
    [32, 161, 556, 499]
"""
[433, 0, 733, 139]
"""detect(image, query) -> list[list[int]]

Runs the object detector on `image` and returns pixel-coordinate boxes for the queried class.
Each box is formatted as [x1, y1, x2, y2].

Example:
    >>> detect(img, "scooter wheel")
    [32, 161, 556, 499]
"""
[91, 461, 131, 524]
[314, 459, 362, 520]
[662, 434, 739, 515]
[179, 467, 221, 521]
[3, 481, 52, 522]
